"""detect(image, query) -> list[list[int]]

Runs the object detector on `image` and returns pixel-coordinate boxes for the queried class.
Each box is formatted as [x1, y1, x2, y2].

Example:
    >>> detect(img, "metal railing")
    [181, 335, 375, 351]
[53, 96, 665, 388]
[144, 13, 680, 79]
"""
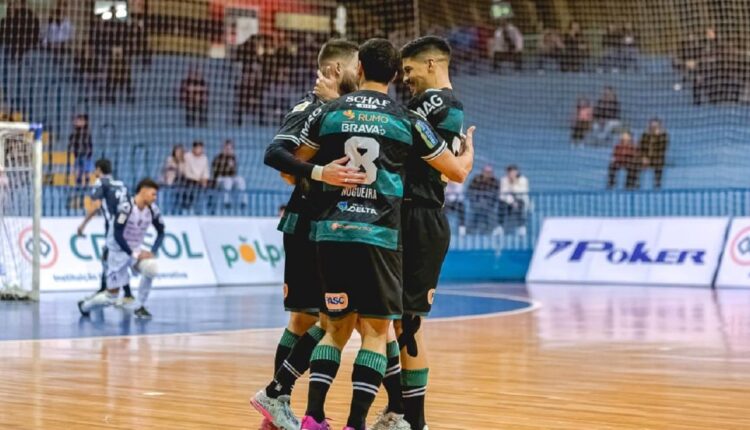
[41, 186, 750, 251]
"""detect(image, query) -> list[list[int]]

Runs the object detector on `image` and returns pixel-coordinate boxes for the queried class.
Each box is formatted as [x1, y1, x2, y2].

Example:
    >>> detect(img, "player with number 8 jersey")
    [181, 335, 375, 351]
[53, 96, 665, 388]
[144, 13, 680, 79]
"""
[296, 39, 473, 430]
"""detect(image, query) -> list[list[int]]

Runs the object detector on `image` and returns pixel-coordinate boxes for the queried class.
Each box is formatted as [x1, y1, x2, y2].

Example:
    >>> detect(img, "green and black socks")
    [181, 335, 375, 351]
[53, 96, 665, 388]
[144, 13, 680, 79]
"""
[402, 368, 429, 429]
[382, 341, 404, 414]
[267, 325, 325, 398]
[347, 349, 387, 429]
[306, 344, 342, 422]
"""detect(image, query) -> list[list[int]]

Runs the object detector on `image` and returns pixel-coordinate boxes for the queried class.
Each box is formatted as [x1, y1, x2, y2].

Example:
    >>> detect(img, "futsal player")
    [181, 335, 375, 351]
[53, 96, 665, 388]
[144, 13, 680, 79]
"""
[76, 159, 134, 303]
[251, 39, 366, 430]
[371, 36, 466, 430]
[78, 178, 164, 319]
[294, 38, 474, 430]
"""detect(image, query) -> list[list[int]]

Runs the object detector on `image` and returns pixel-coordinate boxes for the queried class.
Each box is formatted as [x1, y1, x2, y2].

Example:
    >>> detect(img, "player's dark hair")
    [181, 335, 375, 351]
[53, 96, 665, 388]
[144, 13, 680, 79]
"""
[359, 38, 400, 84]
[401, 36, 452, 60]
[95, 158, 112, 175]
[318, 39, 359, 66]
[136, 178, 159, 193]
[192, 140, 204, 148]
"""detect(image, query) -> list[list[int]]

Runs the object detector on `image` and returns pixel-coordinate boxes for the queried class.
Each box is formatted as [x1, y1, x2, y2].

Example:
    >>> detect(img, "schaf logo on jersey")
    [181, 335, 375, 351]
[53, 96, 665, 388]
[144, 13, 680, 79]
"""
[346, 95, 390, 110]
[546, 240, 706, 265]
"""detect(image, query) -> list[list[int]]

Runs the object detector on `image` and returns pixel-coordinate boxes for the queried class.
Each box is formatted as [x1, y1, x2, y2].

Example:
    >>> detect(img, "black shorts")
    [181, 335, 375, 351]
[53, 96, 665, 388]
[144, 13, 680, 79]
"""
[316, 242, 403, 320]
[402, 206, 451, 315]
[283, 233, 323, 314]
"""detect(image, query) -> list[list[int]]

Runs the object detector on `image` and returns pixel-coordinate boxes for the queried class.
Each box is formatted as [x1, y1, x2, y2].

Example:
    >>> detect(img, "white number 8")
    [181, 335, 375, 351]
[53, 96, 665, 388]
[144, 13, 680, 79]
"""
[344, 137, 380, 185]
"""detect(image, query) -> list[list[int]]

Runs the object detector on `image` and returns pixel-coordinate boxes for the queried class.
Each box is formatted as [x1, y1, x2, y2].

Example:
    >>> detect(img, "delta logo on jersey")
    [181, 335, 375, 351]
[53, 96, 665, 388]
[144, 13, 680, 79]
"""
[337, 202, 378, 215]
[18, 226, 58, 269]
[222, 236, 284, 268]
[325, 292, 349, 311]
[545, 240, 707, 265]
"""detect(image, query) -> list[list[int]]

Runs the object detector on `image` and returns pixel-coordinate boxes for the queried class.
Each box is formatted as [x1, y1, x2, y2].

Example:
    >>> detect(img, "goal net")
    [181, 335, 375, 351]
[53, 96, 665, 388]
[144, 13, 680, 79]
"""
[0, 123, 42, 300]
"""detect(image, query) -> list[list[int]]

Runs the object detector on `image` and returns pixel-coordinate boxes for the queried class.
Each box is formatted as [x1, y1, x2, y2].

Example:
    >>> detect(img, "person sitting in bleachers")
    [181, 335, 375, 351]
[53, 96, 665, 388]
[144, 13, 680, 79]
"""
[179, 68, 209, 127]
[607, 131, 639, 190]
[182, 141, 209, 213]
[491, 19, 523, 73]
[467, 165, 500, 234]
[562, 21, 588, 72]
[591, 86, 622, 145]
[638, 118, 669, 189]
[536, 27, 564, 72]
[499, 165, 530, 236]
[571, 97, 593, 146]
[211, 140, 247, 209]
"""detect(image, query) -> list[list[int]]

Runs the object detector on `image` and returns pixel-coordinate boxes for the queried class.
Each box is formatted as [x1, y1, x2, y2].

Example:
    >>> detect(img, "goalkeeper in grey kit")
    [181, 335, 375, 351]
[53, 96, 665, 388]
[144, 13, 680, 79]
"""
[78, 178, 165, 319]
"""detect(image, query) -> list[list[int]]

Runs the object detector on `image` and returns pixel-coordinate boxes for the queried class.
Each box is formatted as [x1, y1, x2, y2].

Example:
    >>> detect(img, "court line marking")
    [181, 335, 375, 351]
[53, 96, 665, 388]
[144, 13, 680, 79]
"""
[0, 290, 538, 345]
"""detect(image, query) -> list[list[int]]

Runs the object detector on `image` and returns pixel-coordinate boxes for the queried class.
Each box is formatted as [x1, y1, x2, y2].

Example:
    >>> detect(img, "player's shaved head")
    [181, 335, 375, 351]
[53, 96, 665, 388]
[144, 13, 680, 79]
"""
[400, 36, 452, 62]
[318, 39, 359, 68]
[359, 38, 400, 84]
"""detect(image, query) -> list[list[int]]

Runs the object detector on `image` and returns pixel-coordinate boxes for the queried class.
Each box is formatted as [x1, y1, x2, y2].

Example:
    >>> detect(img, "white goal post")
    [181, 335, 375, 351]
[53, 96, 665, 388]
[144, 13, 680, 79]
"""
[0, 122, 42, 300]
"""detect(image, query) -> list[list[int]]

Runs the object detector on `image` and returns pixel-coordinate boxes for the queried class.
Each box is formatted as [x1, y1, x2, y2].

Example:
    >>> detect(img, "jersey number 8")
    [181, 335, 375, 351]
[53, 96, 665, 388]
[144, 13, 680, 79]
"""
[344, 137, 380, 185]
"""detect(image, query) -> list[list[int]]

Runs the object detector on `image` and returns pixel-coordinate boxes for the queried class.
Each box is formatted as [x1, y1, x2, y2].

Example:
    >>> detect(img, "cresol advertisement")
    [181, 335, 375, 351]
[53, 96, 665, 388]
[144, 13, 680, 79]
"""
[716, 217, 750, 288]
[199, 217, 285, 285]
[14, 217, 214, 291]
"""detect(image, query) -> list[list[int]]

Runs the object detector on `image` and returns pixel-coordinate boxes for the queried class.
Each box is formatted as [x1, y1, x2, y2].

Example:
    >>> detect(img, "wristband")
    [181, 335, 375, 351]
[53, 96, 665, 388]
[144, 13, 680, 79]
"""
[311, 165, 324, 182]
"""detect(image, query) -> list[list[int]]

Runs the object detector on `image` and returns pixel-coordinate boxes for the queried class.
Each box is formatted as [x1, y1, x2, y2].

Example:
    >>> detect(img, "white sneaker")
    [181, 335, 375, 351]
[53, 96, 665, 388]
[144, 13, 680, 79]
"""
[250, 389, 300, 430]
[369, 409, 411, 430]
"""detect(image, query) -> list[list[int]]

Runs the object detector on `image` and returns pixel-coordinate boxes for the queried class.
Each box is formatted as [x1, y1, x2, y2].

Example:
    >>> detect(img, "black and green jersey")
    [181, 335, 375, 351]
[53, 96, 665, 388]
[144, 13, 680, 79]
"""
[300, 90, 447, 251]
[405, 88, 464, 207]
[272, 92, 324, 236]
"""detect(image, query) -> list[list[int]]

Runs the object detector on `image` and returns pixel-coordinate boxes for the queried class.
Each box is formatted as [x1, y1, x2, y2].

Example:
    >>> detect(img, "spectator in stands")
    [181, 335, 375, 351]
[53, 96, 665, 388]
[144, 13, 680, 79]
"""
[182, 141, 209, 212]
[491, 19, 523, 73]
[161, 144, 186, 186]
[638, 118, 669, 189]
[673, 32, 701, 92]
[212, 140, 248, 209]
[445, 181, 467, 236]
[537, 27, 564, 72]
[179, 68, 209, 127]
[0, 0, 40, 63]
[67, 114, 93, 187]
[467, 165, 500, 234]
[499, 165, 530, 235]
[571, 97, 594, 146]
[562, 21, 588, 72]
[43, 4, 74, 60]
[694, 27, 719, 105]
[591, 86, 622, 145]
[233, 34, 263, 126]
[102, 11, 135, 103]
[607, 131, 639, 190]
[620, 22, 639, 71]
[600, 23, 622, 72]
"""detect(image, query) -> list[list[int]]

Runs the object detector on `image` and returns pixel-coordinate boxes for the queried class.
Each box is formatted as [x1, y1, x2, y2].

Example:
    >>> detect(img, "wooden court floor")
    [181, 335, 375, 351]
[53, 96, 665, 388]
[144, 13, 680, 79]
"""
[1, 284, 749, 429]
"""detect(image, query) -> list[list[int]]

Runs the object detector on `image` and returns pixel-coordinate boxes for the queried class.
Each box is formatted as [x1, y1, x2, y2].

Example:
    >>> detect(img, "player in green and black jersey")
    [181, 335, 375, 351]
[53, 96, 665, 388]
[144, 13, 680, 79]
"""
[253, 40, 366, 430]
[371, 36, 467, 430]
[294, 38, 474, 430]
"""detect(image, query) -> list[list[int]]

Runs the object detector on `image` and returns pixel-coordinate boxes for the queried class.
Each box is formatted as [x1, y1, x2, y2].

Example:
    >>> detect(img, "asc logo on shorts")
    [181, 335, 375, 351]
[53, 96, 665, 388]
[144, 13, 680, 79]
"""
[325, 292, 349, 311]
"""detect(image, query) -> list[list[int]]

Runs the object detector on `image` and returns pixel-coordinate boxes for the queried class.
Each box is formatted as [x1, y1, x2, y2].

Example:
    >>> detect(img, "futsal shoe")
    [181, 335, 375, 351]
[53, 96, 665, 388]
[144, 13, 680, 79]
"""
[250, 389, 300, 430]
[77, 300, 90, 317]
[134, 306, 152, 319]
[115, 296, 136, 308]
[300, 415, 331, 430]
[368, 409, 411, 430]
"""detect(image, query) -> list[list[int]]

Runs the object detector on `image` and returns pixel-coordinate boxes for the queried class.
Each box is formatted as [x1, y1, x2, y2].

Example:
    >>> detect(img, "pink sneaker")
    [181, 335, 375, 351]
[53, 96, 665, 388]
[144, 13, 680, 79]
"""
[300, 415, 331, 430]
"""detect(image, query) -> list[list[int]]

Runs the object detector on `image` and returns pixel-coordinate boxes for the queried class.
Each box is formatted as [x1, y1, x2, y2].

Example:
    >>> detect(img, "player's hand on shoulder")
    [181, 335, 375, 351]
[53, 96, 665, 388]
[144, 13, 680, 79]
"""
[138, 251, 154, 260]
[314, 67, 340, 102]
[322, 156, 367, 189]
